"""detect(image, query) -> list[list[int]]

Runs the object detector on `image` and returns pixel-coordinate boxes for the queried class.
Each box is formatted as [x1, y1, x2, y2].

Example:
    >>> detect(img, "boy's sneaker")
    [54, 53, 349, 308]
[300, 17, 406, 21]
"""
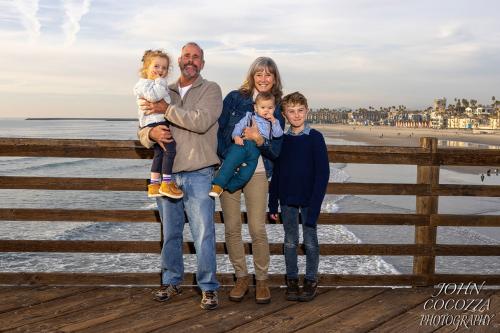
[208, 184, 224, 198]
[200, 290, 218, 310]
[148, 183, 161, 198]
[152, 284, 182, 302]
[285, 278, 300, 301]
[159, 181, 184, 199]
[298, 279, 318, 302]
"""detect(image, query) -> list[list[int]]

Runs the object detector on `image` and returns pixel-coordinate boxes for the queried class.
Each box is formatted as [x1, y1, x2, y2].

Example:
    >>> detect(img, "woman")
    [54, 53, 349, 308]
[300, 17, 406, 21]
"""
[217, 57, 285, 304]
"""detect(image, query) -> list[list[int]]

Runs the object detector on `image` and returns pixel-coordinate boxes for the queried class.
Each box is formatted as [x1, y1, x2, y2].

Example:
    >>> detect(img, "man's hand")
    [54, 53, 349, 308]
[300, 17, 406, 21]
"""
[149, 125, 173, 151]
[242, 121, 264, 146]
[269, 213, 278, 221]
[234, 136, 244, 146]
[138, 98, 169, 115]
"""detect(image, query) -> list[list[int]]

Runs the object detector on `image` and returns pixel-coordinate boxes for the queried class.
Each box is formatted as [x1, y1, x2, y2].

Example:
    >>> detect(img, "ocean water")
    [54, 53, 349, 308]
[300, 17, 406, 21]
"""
[0, 118, 499, 277]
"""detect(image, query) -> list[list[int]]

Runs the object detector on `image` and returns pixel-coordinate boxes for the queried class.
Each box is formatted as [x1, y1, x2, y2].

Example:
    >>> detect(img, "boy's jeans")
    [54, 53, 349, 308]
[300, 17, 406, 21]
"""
[156, 166, 219, 291]
[281, 205, 320, 282]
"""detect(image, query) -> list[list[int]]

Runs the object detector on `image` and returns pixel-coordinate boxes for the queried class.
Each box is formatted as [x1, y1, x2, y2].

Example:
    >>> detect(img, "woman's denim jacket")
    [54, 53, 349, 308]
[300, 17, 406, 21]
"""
[217, 90, 285, 178]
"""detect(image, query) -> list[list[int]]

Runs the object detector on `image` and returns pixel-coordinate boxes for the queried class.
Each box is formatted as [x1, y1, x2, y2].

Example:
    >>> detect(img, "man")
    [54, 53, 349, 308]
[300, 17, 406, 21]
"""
[137, 42, 222, 310]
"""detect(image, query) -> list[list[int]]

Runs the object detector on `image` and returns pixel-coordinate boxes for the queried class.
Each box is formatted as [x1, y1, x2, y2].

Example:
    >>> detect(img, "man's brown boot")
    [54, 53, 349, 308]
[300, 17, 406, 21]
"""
[255, 279, 271, 304]
[229, 276, 249, 302]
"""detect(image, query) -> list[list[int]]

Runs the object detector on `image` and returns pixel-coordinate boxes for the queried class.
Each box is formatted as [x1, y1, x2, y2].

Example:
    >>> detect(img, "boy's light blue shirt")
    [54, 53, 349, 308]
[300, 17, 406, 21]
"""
[232, 112, 283, 140]
[286, 123, 311, 136]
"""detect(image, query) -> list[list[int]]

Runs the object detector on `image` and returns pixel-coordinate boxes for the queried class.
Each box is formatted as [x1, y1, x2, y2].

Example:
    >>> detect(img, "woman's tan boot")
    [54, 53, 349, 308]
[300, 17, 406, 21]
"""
[229, 276, 249, 302]
[255, 279, 271, 304]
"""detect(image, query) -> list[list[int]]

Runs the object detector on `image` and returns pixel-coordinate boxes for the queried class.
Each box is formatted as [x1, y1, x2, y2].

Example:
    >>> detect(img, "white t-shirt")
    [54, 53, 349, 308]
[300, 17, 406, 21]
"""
[178, 84, 192, 99]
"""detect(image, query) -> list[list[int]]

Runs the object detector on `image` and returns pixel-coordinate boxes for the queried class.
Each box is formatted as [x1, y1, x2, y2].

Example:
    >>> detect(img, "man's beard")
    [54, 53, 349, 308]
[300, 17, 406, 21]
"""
[180, 62, 199, 79]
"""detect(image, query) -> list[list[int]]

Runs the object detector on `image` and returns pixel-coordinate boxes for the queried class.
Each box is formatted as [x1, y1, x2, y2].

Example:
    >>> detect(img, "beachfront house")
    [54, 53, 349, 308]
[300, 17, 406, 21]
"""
[430, 111, 447, 129]
[447, 116, 474, 129]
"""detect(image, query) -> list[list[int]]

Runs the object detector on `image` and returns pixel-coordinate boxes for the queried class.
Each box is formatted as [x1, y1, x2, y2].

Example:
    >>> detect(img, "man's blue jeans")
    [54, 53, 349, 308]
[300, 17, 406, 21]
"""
[156, 166, 219, 291]
[213, 140, 260, 192]
[281, 205, 320, 281]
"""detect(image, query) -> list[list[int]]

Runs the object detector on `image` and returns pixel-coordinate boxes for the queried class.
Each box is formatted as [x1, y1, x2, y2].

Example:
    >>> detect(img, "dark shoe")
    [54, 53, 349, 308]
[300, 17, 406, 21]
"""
[152, 284, 182, 302]
[201, 290, 219, 310]
[255, 279, 271, 304]
[298, 279, 318, 302]
[286, 278, 300, 301]
[229, 276, 249, 302]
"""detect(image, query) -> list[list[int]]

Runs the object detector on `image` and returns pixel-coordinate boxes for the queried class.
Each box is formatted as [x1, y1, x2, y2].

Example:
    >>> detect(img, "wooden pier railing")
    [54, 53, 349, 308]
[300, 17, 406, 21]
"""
[0, 137, 499, 287]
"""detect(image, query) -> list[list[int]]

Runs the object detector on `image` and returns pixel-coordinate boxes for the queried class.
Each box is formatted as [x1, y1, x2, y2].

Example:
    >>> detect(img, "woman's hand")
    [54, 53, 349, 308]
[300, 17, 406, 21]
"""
[242, 122, 264, 146]
[269, 213, 278, 221]
[234, 136, 244, 146]
[138, 98, 169, 115]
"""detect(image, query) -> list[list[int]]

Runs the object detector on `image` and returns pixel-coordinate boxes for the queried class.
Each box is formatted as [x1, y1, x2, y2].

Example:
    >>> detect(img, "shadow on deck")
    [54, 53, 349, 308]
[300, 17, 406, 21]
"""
[1, 286, 498, 332]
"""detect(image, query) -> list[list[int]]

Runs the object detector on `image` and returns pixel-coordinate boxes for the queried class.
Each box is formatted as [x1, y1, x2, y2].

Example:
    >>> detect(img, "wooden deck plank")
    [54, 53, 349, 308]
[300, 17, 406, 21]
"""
[231, 287, 386, 332]
[0, 287, 139, 331]
[295, 288, 432, 333]
[73, 291, 198, 332]
[369, 289, 496, 333]
[0, 271, 429, 287]
[74, 288, 231, 333]
[0, 286, 96, 314]
[25, 288, 194, 332]
[432, 290, 500, 333]
[149, 288, 297, 333]
[1, 287, 498, 332]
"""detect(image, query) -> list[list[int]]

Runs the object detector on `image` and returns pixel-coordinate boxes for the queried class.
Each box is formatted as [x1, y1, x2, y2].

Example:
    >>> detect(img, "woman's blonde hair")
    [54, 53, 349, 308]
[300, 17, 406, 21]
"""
[139, 49, 171, 79]
[239, 57, 283, 103]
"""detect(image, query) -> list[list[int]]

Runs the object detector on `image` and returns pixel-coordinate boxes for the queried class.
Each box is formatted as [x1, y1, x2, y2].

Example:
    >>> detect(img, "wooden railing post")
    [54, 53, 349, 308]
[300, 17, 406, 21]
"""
[413, 137, 439, 286]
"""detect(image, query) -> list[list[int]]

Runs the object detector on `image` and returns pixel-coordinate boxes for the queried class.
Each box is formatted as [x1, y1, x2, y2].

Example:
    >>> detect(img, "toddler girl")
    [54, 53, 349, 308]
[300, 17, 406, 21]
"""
[134, 49, 183, 199]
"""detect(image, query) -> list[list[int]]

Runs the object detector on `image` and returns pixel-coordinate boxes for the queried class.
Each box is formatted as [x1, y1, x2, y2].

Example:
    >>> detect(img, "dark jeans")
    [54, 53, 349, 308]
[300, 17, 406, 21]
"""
[281, 205, 320, 281]
[212, 140, 260, 192]
[148, 122, 176, 175]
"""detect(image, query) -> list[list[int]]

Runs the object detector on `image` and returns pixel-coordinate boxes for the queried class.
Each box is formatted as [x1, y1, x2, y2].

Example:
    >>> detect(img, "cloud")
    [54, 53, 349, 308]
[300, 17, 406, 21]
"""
[13, 0, 40, 40]
[62, 0, 91, 46]
[2, 0, 500, 117]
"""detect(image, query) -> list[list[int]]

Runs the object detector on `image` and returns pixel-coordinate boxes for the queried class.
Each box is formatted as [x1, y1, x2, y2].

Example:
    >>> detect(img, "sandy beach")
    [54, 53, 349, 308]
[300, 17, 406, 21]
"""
[313, 124, 500, 147]
[313, 124, 500, 176]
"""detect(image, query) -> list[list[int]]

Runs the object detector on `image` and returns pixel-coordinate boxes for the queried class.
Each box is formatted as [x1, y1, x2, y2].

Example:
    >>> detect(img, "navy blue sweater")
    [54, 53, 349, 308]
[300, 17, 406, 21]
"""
[268, 129, 330, 226]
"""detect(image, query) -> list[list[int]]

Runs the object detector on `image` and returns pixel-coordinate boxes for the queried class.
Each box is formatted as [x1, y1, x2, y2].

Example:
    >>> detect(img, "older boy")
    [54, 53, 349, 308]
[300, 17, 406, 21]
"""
[268, 92, 329, 302]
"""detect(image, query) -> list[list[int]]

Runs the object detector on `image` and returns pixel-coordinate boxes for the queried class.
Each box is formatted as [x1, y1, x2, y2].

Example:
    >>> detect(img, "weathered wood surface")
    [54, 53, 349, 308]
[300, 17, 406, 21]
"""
[0, 286, 497, 333]
[3, 208, 498, 226]
[0, 240, 436, 255]
[0, 138, 150, 159]
[0, 272, 427, 287]
[2, 137, 499, 165]
[2, 272, 500, 287]
[3, 176, 500, 197]
[0, 208, 431, 225]
[414, 138, 439, 284]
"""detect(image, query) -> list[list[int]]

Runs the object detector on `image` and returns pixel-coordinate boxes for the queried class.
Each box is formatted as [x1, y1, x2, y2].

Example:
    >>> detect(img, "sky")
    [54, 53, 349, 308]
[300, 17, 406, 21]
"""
[0, 0, 499, 118]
